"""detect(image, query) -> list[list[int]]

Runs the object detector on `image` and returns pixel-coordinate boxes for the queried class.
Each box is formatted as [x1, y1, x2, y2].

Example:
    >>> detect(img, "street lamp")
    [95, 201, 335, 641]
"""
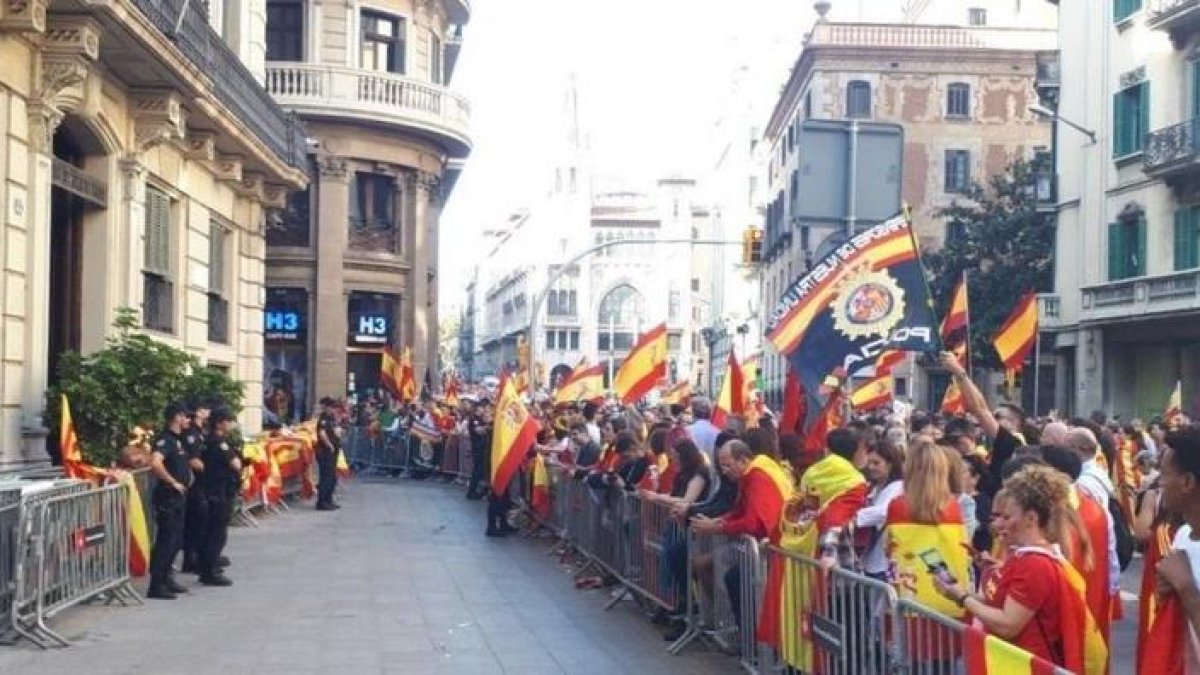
[1029, 104, 1097, 145]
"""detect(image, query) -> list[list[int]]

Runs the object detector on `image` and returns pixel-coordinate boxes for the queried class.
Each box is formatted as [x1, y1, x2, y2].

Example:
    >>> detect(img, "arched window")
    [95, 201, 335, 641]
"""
[597, 285, 645, 327]
[947, 83, 971, 118]
[846, 81, 871, 119]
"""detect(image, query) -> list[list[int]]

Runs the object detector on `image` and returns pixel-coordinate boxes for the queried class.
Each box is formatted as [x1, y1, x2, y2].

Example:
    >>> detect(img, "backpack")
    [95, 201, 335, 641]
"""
[1107, 494, 1135, 571]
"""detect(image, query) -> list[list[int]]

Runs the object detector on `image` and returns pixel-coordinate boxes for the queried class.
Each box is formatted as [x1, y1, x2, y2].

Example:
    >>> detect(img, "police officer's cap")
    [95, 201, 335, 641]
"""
[210, 407, 236, 425]
[163, 402, 189, 422]
[319, 396, 337, 407]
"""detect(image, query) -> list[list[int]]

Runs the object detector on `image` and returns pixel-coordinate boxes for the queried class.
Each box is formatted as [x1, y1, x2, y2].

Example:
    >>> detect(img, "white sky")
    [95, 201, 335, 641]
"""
[438, 0, 817, 314]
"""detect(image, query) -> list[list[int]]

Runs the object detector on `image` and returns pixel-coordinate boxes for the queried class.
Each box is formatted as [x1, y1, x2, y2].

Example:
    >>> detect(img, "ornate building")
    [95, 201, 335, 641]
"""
[259, 0, 471, 418]
[0, 0, 308, 468]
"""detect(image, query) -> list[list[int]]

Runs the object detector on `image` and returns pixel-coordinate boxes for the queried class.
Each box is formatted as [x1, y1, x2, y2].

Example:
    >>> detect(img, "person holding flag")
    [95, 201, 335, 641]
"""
[486, 373, 539, 537]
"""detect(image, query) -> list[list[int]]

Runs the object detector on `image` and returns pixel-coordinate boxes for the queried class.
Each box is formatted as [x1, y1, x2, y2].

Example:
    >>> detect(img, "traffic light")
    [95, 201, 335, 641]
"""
[742, 228, 764, 264]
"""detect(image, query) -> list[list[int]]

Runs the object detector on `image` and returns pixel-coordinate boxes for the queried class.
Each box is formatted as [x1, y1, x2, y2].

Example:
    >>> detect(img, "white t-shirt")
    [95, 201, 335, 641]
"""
[1172, 524, 1200, 675]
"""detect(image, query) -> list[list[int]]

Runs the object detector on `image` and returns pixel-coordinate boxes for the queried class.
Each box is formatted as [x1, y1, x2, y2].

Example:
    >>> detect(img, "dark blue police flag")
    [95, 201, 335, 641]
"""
[764, 215, 939, 418]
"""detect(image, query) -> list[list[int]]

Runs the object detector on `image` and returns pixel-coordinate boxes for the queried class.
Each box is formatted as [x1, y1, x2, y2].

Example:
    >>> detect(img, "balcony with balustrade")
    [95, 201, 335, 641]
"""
[1145, 119, 1200, 181]
[264, 63, 471, 158]
[1148, 0, 1200, 45]
[1080, 269, 1200, 324]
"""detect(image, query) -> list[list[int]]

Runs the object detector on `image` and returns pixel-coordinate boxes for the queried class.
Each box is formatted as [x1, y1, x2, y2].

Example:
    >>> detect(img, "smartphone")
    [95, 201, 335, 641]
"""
[918, 548, 957, 586]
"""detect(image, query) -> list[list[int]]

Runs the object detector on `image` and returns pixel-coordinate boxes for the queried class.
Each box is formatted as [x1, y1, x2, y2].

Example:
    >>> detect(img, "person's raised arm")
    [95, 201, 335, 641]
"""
[941, 351, 1000, 439]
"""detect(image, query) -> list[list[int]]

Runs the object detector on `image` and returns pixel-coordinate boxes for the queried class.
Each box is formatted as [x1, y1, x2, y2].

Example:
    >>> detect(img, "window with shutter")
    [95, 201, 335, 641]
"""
[846, 81, 871, 119]
[944, 150, 971, 193]
[143, 187, 174, 332]
[947, 83, 971, 118]
[1174, 207, 1199, 271]
[1113, 82, 1148, 158]
[1108, 222, 1125, 281]
[209, 220, 226, 295]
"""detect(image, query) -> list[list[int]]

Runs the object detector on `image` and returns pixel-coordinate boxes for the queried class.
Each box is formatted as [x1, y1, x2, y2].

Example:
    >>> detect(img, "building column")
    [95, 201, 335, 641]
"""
[22, 104, 58, 456]
[1076, 327, 1104, 416]
[408, 171, 437, 377]
[313, 155, 349, 400]
[424, 173, 442, 381]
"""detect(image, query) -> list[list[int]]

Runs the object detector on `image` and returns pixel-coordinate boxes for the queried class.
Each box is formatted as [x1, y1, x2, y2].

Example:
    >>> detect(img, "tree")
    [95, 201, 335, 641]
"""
[45, 308, 245, 466]
[438, 314, 461, 375]
[925, 158, 1054, 370]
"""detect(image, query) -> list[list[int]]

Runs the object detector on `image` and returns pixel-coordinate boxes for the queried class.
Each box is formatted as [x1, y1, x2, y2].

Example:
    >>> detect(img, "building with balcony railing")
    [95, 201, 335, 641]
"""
[755, 1, 1055, 408]
[1047, 0, 1200, 419]
[0, 0, 309, 468]
[260, 0, 471, 413]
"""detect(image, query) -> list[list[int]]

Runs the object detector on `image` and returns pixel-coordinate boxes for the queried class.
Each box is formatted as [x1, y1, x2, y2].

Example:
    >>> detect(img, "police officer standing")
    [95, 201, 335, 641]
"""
[148, 403, 193, 599]
[315, 397, 341, 511]
[466, 399, 492, 500]
[180, 399, 212, 574]
[196, 407, 239, 586]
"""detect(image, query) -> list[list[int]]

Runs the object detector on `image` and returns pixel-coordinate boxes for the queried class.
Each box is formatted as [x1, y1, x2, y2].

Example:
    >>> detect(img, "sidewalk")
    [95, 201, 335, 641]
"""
[0, 479, 732, 674]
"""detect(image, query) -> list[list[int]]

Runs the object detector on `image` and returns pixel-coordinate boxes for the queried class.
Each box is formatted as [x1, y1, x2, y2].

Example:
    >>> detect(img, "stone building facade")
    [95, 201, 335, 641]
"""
[260, 0, 470, 418]
[0, 0, 308, 468]
[756, 6, 1055, 408]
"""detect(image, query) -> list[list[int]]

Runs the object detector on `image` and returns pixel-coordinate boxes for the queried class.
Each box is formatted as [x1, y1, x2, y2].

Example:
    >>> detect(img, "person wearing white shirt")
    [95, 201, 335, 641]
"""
[855, 444, 904, 579]
[1066, 427, 1121, 598]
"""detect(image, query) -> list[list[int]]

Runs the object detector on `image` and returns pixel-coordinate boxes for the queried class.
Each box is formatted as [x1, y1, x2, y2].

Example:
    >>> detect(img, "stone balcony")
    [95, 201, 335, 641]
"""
[1148, 0, 1200, 46]
[1080, 269, 1200, 324]
[265, 62, 471, 158]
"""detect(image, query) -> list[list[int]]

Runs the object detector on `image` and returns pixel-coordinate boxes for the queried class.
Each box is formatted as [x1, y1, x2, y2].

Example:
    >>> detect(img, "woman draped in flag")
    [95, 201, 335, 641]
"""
[933, 464, 1108, 675]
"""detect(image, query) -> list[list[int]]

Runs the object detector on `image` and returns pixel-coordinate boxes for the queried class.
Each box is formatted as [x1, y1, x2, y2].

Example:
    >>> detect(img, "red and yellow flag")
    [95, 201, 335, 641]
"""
[554, 362, 605, 405]
[61, 395, 103, 481]
[875, 349, 905, 376]
[398, 346, 417, 402]
[1051, 550, 1110, 675]
[1138, 523, 1183, 674]
[850, 374, 893, 411]
[613, 323, 668, 404]
[941, 380, 965, 414]
[887, 497, 972, 620]
[445, 377, 461, 408]
[779, 368, 805, 435]
[660, 380, 692, 406]
[380, 348, 402, 398]
[1067, 488, 1112, 653]
[110, 470, 151, 577]
[490, 374, 540, 494]
[992, 291, 1038, 372]
[941, 274, 970, 339]
[1165, 380, 1184, 426]
[803, 389, 844, 453]
[530, 453, 550, 522]
[713, 351, 746, 428]
[964, 625, 1060, 675]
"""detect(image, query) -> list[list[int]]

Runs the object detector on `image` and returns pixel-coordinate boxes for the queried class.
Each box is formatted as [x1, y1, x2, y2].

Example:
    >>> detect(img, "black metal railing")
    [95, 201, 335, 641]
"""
[207, 294, 229, 343]
[143, 274, 174, 333]
[128, 0, 307, 170]
[1145, 119, 1199, 173]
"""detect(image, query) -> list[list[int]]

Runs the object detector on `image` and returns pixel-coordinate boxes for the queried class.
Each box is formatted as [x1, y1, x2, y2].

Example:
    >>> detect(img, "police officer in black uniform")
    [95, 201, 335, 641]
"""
[315, 397, 341, 511]
[180, 399, 212, 574]
[196, 407, 239, 586]
[466, 399, 492, 500]
[148, 403, 193, 599]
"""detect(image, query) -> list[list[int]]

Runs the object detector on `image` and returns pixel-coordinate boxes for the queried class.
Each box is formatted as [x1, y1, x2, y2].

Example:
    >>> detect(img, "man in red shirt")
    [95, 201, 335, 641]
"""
[692, 439, 792, 631]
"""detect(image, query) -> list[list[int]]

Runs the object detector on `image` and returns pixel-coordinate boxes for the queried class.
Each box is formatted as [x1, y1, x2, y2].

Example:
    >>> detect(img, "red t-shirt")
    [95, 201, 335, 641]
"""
[990, 550, 1062, 664]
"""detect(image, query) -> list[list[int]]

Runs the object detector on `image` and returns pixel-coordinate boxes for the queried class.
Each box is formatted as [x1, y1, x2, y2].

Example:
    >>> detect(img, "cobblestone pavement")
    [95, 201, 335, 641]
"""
[0, 479, 734, 674]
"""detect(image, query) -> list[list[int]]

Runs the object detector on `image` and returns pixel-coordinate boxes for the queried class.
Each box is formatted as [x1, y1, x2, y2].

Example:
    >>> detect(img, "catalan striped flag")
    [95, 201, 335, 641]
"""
[850, 374, 893, 411]
[992, 291, 1038, 378]
[490, 373, 540, 494]
[713, 351, 746, 428]
[380, 348, 402, 398]
[764, 214, 938, 428]
[941, 273, 970, 340]
[613, 323, 668, 404]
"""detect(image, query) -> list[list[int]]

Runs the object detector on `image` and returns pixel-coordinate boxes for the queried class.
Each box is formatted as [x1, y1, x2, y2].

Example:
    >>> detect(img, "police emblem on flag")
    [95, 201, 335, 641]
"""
[831, 268, 906, 340]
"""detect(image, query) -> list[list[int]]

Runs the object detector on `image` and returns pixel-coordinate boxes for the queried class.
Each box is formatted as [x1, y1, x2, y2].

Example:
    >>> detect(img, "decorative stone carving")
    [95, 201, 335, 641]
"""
[42, 18, 101, 60]
[131, 91, 186, 153]
[416, 171, 441, 205]
[0, 0, 48, 34]
[26, 102, 64, 154]
[212, 154, 243, 183]
[118, 156, 147, 202]
[262, 184, 289, 209]
[182, 131, 216, 161]
[316, 155, 348, 178]
[238, 171, 265, 201]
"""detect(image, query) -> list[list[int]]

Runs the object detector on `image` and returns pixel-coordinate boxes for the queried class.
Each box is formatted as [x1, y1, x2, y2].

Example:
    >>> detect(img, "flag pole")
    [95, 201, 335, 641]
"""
[1032, 325, 1042, 416]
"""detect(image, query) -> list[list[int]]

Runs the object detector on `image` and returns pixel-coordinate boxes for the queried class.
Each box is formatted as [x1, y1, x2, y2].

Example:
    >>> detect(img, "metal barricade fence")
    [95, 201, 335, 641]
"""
[11, 483, 139, 648]
[440, 433, 461, 479]
[0, 486, 22, 640]
[632, 494, 682, 613]
[128, 468, 157, 541]
[669, 528, 739, 655]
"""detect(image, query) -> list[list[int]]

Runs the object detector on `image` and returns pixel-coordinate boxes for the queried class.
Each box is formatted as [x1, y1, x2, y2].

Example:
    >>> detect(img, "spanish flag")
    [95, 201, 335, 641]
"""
[1138, 523, 1183, 674]
[1165, 380, 1184, 425]
[887, 497, 972, 621]
[713, 351, 746, 428]
[875, 348, 905, 376]
[110, 470, 151, 578]
[1036, 548, 1109, 675]
[1067, 488, 1112, 657]
[613, 323, 668, 404]
[850, 374, 893, 411]
[529, 453, 550, 522]
[941, 272, 970, 340]
[803, 389, 844, 453]
[490, 374, 540, 494]
[660, 380, 692, 406]
[398, 346, 417, 402]
[554, 362, 605, 405]
[380, 348, 402, 398]
[941, 380, 966, 414]
[775, 453, 867, 670]
[964, 625, 1060, 675]
[992, 291, 1038, 377]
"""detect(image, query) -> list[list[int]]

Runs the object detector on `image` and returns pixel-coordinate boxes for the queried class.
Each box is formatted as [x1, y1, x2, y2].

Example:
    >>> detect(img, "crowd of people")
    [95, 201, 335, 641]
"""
[437, 351, 1197, 673]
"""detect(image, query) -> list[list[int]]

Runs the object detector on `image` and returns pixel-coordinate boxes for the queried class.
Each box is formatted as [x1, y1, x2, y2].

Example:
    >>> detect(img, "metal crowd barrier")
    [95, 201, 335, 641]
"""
[343, 425, 412, 476]
[0, 486, 22, 641]
[11, 483, 140, 648]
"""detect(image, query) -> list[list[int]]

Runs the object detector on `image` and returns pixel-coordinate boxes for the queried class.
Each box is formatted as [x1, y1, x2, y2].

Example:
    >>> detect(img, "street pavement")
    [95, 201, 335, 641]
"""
[0, 479, 732, 675]
[0, 477, 1144, 674]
